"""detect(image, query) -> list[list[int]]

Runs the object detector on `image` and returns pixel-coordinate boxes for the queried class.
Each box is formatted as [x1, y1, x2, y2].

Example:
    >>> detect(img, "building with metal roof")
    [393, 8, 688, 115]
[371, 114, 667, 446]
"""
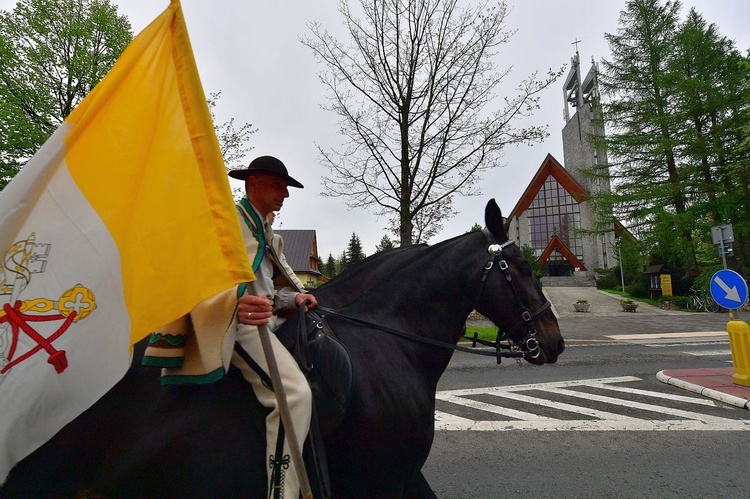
[274, 229, 327, 288]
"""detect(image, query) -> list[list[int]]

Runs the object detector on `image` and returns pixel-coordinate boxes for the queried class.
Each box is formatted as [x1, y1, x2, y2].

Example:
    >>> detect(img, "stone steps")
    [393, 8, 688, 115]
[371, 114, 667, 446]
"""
[541, 275, 596, 287]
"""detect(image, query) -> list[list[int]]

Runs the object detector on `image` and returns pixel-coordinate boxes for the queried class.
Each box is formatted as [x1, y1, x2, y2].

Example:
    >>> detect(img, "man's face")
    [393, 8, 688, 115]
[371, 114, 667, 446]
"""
[248, 174, 290, 216]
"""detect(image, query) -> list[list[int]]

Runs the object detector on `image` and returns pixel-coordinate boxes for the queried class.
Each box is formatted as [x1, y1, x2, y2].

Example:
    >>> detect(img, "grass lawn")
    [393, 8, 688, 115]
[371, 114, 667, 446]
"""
[463, 325, 500, 343]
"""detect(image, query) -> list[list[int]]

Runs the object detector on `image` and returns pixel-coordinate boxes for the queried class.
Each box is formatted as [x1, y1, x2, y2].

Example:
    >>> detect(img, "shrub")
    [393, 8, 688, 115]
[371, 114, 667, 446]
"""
[659, 295, 687, 309]
[594, 267, 619, 290]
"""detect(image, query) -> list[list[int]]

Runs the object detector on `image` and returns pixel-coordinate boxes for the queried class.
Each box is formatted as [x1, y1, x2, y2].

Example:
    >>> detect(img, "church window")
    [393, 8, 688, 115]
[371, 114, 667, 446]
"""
[526, 176, 584, 260]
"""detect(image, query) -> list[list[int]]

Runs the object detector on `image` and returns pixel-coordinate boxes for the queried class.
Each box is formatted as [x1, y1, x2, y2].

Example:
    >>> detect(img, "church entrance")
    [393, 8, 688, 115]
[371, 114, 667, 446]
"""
[544, 261, 574, 276]
[542, 249, 574, 276]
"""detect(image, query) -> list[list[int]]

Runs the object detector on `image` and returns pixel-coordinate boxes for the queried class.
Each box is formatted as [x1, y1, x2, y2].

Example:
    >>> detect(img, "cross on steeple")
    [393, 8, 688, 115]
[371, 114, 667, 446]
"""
[571, 38, 582, 53]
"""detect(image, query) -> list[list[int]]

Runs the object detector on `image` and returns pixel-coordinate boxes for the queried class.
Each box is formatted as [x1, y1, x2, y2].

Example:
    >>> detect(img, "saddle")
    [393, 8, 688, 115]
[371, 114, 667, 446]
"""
[275, 307, 354, 437]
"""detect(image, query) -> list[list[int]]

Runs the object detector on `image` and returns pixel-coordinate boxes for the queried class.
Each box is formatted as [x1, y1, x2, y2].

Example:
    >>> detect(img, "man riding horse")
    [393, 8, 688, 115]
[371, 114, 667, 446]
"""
[143, 155, 316, 499]
[2, 197, 565, 498]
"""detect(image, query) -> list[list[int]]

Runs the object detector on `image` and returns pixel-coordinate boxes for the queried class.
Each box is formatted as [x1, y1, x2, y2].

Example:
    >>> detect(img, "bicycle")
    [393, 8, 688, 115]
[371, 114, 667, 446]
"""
[686, 288, 721, 312]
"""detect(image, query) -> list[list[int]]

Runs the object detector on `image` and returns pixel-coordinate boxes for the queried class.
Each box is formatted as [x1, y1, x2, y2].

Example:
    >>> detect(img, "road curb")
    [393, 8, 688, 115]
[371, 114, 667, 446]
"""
[656, 370, 750, 410]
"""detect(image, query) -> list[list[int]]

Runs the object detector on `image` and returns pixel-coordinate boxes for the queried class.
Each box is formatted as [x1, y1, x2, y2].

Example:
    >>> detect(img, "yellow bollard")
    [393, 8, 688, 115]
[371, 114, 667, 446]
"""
[727, 320, 750, 386]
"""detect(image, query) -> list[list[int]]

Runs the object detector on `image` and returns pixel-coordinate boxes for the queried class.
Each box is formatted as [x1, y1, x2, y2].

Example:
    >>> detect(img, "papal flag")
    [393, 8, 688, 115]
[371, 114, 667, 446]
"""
[0, 0, 254, 482]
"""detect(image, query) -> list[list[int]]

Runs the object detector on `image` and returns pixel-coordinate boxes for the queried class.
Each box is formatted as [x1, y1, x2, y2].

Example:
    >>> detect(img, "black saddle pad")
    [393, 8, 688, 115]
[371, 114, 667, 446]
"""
[276, 310, 354, 436]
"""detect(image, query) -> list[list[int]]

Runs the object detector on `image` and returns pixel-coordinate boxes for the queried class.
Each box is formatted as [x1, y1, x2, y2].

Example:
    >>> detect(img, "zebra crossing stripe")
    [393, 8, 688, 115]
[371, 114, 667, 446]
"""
[475, 389, 642, 421]
[437, 394, 557, 421]
[434, 376, 750, 431]
[584, 382, 717, 405]
[683, 349, 732, 356]
[607, 332, 726, 340]
[542, 387, 733, 423]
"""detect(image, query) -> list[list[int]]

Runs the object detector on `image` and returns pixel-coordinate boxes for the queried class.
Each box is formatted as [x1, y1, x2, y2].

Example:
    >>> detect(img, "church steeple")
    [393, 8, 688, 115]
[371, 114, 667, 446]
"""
[561, 45, 608, 197]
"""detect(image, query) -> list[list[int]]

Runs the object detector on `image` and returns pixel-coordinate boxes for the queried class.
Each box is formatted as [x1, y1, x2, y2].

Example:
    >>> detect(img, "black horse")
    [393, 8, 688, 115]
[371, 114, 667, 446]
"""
[2, 199, 564, 498]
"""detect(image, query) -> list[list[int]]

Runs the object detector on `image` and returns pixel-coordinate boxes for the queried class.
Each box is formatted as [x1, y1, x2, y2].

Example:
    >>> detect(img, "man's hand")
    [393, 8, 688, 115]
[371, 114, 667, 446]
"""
[295, 293, 317, 312]
[238, 294, 273, 325]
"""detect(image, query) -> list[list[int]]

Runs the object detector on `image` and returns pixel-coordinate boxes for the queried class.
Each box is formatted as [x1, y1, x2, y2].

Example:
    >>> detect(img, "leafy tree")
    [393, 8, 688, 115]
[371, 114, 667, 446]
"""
[324, 253, 337, 278]
[346, 233, 366, 266]
[520, 244, 542, 282]
[303, 0, 561, 246]
[0, 0, 133, 190]
[469, 223, 484, 233]
[375, 235, 396, 253]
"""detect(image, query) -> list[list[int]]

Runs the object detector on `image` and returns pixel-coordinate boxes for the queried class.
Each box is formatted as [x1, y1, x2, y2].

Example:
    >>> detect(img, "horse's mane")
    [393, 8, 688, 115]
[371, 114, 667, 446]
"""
[313, 244, 428, 307]
[314, 232, 481, 310]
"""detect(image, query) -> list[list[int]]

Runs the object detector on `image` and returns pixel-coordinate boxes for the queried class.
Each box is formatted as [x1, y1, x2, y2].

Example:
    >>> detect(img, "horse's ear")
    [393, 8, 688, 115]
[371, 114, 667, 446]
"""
[485, 199, 507, 241]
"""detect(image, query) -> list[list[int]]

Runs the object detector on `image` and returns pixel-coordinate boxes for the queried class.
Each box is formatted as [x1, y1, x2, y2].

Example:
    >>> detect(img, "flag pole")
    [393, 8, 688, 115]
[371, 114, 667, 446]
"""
[249, 281, 313, 499]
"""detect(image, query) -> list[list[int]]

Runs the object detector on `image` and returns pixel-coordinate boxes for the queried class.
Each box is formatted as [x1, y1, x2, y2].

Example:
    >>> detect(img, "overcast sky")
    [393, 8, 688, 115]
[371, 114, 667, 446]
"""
[6, 0, 749, 257]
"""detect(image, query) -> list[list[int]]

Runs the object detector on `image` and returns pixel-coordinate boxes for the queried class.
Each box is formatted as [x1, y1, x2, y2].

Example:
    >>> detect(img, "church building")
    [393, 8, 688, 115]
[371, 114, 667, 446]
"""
[506, 51, 618, 284]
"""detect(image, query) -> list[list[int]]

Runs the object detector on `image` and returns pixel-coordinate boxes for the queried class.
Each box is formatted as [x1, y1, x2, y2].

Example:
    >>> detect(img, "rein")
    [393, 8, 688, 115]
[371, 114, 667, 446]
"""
[314, 305, 518, 360]
[312, 229, 552, 364]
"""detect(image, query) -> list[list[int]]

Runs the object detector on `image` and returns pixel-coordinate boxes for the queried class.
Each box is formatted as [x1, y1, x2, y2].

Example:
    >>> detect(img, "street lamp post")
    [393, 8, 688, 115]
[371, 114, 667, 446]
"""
[617, 238, 625, 293]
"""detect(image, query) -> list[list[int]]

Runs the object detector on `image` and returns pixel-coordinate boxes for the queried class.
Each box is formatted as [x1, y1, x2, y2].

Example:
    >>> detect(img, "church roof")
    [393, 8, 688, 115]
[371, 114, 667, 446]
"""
[539, 234, 587, 271]
[508, 153, 589, 219]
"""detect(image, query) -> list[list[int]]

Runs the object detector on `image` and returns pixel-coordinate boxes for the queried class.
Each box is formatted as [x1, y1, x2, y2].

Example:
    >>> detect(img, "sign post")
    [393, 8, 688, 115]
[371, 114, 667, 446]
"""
[711, 224, 734, 270]
[710, 269, 750, 387]
[710, 269, 747, 312]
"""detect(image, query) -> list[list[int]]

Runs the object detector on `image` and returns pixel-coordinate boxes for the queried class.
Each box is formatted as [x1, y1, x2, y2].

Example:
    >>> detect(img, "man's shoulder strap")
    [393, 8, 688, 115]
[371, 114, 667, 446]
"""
[236, 198, 266, 280]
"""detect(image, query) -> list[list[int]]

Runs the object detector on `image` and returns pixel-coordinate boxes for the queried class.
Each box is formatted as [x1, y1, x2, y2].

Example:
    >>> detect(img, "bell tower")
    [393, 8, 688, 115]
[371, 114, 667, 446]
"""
[561, 46, 616, 270]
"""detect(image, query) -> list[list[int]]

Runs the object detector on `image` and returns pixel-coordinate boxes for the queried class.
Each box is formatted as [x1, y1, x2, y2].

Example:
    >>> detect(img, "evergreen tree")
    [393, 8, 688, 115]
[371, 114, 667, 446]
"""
[346, 233, 366, 266]
[596, 0, 691, 268]
[589, 0, 750, 280]
[670, 9, 750, 272]
[338, 250, 349, 273]
[375, 235, 396, 253]
[324, 253, 337, 278]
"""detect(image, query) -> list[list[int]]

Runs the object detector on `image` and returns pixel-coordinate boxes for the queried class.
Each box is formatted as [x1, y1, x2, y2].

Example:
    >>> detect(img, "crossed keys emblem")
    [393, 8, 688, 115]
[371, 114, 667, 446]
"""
[0, 233, 96, 377]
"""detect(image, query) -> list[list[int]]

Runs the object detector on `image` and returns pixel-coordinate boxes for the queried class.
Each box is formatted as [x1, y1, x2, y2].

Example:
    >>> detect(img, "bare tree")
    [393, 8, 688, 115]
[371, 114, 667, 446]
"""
[207, 91, 258, 200]
[302, 0, 561, 245]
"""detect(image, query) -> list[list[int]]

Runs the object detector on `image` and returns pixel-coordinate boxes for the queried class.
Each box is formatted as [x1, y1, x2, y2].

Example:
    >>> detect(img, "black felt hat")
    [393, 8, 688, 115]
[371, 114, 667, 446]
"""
[228, 156, 304, 188]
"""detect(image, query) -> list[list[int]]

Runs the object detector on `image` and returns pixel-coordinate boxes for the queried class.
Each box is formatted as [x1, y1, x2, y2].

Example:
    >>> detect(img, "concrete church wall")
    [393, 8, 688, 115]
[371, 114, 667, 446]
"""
[504, 55, 619, 284]
[561, 104, 617, 272]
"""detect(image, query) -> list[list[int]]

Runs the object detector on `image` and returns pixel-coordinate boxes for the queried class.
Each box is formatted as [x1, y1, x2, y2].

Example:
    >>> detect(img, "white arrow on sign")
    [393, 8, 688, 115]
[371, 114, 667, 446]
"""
[713, 275, 741, 302]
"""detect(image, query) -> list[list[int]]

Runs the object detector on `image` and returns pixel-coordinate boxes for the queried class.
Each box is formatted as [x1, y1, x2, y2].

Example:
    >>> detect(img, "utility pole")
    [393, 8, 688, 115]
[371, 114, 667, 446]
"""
[617, 238, 625, 292]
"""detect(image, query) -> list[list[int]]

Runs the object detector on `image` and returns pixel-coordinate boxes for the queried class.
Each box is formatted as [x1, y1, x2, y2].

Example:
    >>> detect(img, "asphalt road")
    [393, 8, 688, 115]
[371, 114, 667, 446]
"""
[424, 289, 750, 498]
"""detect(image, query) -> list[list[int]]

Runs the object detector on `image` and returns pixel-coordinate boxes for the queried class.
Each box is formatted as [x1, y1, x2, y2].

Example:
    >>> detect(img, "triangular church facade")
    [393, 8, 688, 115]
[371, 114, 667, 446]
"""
[506, 51, 617, 284]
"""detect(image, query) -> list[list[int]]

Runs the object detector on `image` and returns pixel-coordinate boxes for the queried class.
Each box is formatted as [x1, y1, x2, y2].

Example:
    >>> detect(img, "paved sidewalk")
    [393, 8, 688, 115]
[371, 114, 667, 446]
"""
[544, 286, 673, 318]
[657, 367, 750, 410]
[543, 286, 730, 342]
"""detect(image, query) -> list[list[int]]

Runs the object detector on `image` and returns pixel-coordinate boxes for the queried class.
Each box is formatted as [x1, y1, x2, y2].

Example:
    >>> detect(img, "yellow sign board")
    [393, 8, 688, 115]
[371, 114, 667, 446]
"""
[660, 274, 673, 296]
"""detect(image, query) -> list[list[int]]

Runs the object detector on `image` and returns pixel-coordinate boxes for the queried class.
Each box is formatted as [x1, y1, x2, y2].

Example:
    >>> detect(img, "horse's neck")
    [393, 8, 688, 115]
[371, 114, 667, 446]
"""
[352, 240, 481, 344]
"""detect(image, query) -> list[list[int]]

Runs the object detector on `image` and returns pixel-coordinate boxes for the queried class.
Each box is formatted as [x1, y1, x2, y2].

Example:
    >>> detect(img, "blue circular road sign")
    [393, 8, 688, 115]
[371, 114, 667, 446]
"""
[709, 269, 748, 310]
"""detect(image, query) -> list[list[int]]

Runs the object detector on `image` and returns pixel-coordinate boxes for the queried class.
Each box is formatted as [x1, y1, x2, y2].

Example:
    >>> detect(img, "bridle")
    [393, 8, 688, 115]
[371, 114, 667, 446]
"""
[315, 229, 552, 364]
[468, 229, 552, 361]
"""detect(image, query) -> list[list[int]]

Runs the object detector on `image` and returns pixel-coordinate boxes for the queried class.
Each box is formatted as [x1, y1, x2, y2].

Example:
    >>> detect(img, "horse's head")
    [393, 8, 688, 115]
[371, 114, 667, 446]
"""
[472, 199, 564, 365]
